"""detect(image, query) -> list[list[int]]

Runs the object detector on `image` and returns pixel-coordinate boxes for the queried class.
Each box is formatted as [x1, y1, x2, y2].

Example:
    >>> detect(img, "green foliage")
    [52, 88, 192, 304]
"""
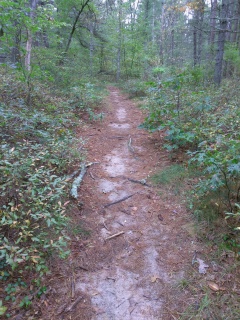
[225, 203, 240, 255]
[141, 69, 240, 229]
[225, 44, 240, 75]
[68, 82, 106, 119]
[0, 300, 7, 316]
[120, 79, 150, 98]
[0, 68, 96, 314]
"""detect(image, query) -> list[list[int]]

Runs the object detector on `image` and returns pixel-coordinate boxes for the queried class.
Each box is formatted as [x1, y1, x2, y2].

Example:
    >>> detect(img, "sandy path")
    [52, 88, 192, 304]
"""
[42, 87, 200, 320]
[66, 87, 197, 320]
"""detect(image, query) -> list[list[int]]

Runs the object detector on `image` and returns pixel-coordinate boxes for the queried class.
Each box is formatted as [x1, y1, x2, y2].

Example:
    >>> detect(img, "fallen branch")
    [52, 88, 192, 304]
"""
[105, 231, 124, 240]
[102, 220, 109, 230]
[127, 178, 151, 187]
[128, 136, 139, 160]
[65, 170, 80, 182]
[64, 296, 83, 313]
[70, 163, 87, 199]
[71, 275, 75, 299]
[128, 136, 134, 153]
[86, 161, 100, 167]
[104, 192, 137, 208]
[107, 136, 125, 140]
[89, 171, 95, 180]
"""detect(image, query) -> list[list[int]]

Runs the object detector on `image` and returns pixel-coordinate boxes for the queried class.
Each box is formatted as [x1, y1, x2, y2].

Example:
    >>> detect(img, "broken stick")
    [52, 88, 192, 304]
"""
[128, 136, 139, 160]
[64, 296, 83, 313]
[127, 178, 152, 187]
[104, 192, 137, 208]
[70, 162, 87, 199]
[105, 231, 124, 240]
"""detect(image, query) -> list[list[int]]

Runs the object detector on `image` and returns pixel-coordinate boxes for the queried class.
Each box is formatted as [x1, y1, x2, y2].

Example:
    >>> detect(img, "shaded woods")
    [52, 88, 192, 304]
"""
[0, 0, 240, 318]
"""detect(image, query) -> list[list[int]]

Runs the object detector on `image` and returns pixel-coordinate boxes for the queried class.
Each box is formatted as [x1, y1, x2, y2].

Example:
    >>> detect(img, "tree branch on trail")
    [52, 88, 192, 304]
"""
[104, 192, 138, 208]
[70, 163, 87, 199]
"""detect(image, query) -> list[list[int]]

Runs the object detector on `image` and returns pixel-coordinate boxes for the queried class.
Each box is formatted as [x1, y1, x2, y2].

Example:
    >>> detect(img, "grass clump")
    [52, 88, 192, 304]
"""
[151, 164, 186, 186]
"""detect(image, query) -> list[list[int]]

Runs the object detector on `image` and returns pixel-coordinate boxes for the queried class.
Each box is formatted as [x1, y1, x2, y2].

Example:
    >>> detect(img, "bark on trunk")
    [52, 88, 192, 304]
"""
[25, 0, 38, 71]
[116, 0, 122, 81]
[214, 0, 229, 85]
[210, 0, 218, 44]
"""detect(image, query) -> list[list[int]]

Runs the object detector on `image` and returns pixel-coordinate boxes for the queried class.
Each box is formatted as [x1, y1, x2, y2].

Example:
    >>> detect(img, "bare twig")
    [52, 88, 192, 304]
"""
[71, 275, 75, 299]
[128, 136, 141, 160]
[107, 136, 125, 139]
[64, 296, 83, 313]
[192, 250, 197, 265]
[86, 161, 100, 167]
[89, 171, 95, 180]
[66, 170, 80, 181]
[104, 192, 137, 208]
[105, 231, 124, 240]
[127, 177, 151, 187]
[75, 265, 89, 271]
[120, 209, 131, 215]
[128, 136, 134, 153]
[102, 220, 109, 230]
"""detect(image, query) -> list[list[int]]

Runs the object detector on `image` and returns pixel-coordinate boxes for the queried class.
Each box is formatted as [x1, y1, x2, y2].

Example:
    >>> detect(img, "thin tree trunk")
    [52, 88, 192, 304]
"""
[11, 28, 21, 63]
[193, 26, 197, 66]
[232, 0, 240, 43]
[210, 0, 217, 44]
[62, 0, 91, 61]
[197, 0, 204, 65]
[214, 0, 229, 85]
[171, 28, 174, 63]
[152, 1, 155, 43]
[159, 2, 165, 64]
[25, 30, 32, 71]
[89, 20, 94, 77]
[116, 0, 122, 81]
[25, 0, 38, 71]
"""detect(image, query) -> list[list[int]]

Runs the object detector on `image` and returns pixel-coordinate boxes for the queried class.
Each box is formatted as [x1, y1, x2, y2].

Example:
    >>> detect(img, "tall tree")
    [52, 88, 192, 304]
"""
[25, 0, 39, 71]
[214, 0, 229, 85]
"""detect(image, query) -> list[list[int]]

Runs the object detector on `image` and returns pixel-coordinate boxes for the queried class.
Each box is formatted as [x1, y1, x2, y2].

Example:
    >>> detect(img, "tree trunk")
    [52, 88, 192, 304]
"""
[116, 0, 122, 81]
[232, 0, 240, 43]
[197, 0, 205, 65]
[159, 1, 165, 64]
[210, 0, 217, 44]
[152, 1, 155, 43]
[193, 26, 197, 66]
[25, 0, 38, 71]
[214, 0, 229, 85]
[60, 0, 91, 64]
[89, 20, 94, 77]
[171, 29, 174, 63]
[11, 28, 21, 63]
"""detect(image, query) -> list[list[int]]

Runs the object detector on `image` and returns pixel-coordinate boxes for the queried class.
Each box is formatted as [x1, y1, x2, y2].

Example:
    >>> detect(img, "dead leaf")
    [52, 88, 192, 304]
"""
[208, 281, 220, 292]
[132, 207, 138, 211]
[151, 275, 160, 283]
[63, 201, 70, 207]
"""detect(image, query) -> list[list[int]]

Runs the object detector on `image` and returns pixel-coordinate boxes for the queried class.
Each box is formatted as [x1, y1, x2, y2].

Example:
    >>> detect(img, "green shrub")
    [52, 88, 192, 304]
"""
[140, 70, 240, 224]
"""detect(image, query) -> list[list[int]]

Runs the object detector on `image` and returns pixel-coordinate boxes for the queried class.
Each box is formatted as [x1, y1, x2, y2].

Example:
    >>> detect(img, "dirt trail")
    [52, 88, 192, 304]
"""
[47, 87, 200, 319]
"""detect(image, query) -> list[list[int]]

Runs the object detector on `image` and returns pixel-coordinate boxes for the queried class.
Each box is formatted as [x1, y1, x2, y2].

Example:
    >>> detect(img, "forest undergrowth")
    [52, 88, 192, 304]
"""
[121, 67, 240, 319]
[0, 61, 239, 318]
[0, 65, 106, 317]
